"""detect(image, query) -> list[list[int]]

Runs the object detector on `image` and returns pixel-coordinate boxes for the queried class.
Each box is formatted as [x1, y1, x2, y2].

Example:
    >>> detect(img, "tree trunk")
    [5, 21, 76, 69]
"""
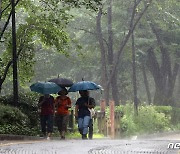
[11, 0, 19, 106]
[106, 0, 152, 87]
[96, 8, 109, 104]
[142, 63, 151, 104]
[146, 47, 166, 105]
[149, 23, 179, 106]
[107, 0, 119, 105]
[131, 32, 138, 114]
[146, 37, 179, 106]
[0, 0, 2, 20]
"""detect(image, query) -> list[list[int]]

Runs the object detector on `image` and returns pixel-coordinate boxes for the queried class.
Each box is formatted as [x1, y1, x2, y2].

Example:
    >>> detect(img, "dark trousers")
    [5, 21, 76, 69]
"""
[88, 119, 93, 139]
[55, 114, 69, 132]
[40, 114, 53, 135]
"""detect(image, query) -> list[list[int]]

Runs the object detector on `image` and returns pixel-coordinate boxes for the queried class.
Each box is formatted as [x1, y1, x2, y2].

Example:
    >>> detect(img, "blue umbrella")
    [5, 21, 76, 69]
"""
[68, 81, 101, 92]
[30, 81, 62, 94]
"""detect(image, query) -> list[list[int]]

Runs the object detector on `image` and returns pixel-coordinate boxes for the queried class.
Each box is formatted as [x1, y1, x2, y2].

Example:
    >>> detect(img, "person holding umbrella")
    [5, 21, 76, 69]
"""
[55, 88, 71, 140]
[38, 94, 55, 140]
[30, 81, 62, 140]
[75, 90, 96, 139]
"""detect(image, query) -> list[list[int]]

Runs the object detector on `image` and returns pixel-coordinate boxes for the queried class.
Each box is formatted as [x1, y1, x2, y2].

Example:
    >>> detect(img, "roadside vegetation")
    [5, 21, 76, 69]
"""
[0, 93, 179, 138]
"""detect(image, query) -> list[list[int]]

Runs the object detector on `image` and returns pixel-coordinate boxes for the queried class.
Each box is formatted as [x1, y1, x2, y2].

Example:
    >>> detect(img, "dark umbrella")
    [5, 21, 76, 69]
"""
[30, 81, 62, 94]
[48, 78, 73, 87]
[68, 81, 101, 92]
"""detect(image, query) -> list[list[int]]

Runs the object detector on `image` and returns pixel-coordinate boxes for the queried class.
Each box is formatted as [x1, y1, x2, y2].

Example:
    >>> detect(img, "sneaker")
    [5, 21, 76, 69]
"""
[47, 137, 50, 140]
[82, 134, 87, 140]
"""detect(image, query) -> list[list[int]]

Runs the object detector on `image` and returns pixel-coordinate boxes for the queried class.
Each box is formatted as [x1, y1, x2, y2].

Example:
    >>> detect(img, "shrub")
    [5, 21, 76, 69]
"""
[18, 92, 39, 127]
[134, 106, 171, 134]
[110, 103, 173, 137]
[0, 104, 29, 126]
[171, 107, 180, 126]
[0, 124, 39, 136]
[0, 93, 40, 136]
[120, 115, 137, 137]
[0, 92, 40, 127]
[154, 106, 172, 118]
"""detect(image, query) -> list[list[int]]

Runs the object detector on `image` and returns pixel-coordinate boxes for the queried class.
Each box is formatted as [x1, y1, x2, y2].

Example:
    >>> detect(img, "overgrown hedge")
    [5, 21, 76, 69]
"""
[100, 103, 180, 137]
[0, 92, 40, 136]
[117, 104, 180, 137]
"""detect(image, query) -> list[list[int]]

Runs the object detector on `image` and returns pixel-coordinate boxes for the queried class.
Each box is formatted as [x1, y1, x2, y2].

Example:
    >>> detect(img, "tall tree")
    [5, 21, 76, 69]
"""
[107, 0, 119, 105]
[146, 23, 179, 106]
[0, 0, 102, 93]
[11, 0, 18, 106]
[143, 0, 180, 105]
[97, 0, 152, 105]
[96, 7, 110, 103]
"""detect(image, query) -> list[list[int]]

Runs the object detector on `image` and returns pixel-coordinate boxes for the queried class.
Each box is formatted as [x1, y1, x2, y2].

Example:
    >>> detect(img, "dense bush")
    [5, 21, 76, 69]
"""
[121, 114, 137, 137]
[0, 92, 40, 127]
[102, 103, 179, 137]
[171, 107, 180, 126]
[0, 104, 29, 125]
[119, 104, 180, 137]
[0, 93, 40, 135]
[0, 124, 39, 136]
[18, 93, 39, 127]
[0, 104, 40, 135]
[154, 106, 172, 118]
[134, 106, 171, 134]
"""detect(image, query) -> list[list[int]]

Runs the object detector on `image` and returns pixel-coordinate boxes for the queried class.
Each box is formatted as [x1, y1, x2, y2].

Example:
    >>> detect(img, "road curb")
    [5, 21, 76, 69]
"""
[0, 134, 41, 141]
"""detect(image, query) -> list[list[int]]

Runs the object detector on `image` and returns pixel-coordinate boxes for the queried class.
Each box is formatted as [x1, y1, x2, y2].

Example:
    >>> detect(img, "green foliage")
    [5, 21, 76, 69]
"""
[121, 115, 137, 137]
[104, 104, 178, 137]
[154, 106, 172, 117]
[0, 92, 39, 127]
[0, 124, 39, 136]
[171, 107, 180, 125]
[0, 93, 40, 135]
[0, 104, 29, 126]
[135, 106, 171, 134]
[0, 0, 103, 91]
[18, 93, 39, 127]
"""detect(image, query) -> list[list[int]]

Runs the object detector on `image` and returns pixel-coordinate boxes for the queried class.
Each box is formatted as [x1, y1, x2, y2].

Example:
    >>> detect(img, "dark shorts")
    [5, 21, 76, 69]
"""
[40, 114, 54, 134]
[55, 114, 69, 132]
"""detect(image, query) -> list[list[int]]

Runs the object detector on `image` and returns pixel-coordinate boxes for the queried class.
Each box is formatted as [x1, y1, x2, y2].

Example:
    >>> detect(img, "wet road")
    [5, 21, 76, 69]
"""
[0, 134, 179, 154]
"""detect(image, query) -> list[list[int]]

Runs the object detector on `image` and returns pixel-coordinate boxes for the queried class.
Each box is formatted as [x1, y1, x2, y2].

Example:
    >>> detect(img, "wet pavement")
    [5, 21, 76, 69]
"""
[0, 134, 179, 154]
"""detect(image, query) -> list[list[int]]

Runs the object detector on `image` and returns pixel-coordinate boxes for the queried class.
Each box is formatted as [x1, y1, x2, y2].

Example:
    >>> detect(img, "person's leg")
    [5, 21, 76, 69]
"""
[40, 115, 47, 137]
[78, 117, 83, 135]
[88, 118, 93, 139]
[47, 114, 54, 139]
[82, 116, 91, 139]
[61, 115, 69, 139]
[56, 115, 63, 137]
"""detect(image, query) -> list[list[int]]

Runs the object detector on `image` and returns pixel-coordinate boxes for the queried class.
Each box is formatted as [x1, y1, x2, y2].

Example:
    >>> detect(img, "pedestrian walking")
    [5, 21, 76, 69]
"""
[38, 94, 55, 140]
[55, 88, 71, 140]
[75, 90, 96, 139]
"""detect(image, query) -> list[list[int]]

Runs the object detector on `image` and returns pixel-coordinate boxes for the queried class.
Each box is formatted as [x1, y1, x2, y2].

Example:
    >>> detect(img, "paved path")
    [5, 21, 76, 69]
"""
[0, 134, 179, 154]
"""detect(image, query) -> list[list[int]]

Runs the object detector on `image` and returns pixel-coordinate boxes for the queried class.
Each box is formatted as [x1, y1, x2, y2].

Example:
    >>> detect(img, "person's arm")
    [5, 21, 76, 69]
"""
[86, 98, 95, 109]
[38, 96, 45, 108]
[75, 105, 79, 118]
[66, 97, 71, 109]
[54, 97, 59, 108]
[52, 97, 55, 114]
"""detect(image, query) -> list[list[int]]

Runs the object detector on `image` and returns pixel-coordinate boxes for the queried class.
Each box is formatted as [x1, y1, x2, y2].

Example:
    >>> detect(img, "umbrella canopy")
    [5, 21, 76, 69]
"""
[30, 81, 62, 94]
[48, 78, 73, 87]
[68, 81, 100, 92]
